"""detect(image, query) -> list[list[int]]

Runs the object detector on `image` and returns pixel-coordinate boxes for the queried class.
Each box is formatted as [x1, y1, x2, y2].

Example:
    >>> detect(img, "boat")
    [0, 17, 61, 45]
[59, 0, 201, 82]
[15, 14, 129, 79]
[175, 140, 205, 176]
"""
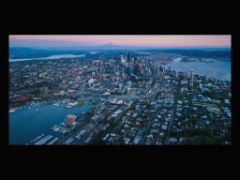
[32, 134, 45, 143]
[53, 126, 60, 132]
[9, 109, 16, 113]
[60, 122, 66, 126]
[65, 105, 72, 109]
[51, 125, 56, 130]
[28, 107, 31, 110]
[54, 103, 60, 107]
[62, 130, 66, 134]
[36, 109, 39, 112]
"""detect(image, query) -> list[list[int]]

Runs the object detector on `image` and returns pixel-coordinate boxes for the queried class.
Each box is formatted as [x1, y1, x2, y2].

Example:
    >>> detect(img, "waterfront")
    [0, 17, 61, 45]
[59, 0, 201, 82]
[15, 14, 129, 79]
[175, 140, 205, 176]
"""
[163, 59, 231, 81]
[8, 35, 231, 145]
[9, 102, 90, 145]
[9, 54, 86, 62]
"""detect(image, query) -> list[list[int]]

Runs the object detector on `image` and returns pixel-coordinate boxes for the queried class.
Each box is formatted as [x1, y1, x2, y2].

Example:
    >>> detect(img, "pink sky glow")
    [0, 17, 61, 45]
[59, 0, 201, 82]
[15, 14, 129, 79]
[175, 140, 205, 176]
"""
[9, 35, 231, 47]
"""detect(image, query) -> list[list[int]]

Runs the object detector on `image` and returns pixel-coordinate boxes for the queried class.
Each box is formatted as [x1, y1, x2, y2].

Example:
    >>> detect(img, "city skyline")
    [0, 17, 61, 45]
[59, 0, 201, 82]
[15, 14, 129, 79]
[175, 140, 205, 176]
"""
[9, 42, 231, 145]
[9, 35, 231, 48]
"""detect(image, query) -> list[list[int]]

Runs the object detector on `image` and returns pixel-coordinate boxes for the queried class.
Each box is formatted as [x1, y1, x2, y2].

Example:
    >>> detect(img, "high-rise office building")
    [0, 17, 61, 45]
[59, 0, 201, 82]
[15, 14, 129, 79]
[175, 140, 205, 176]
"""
[134, 57, 138, 64]
[190, 69, 194, 87]
[205, 74, 208, 83]
[130, 63, 134, 75]
[176, 71, 178, 79]
[127, 52, 130, 63]
[121, 55, 126, 64]
[66, 115, 77, 127]
[98, 61, 101, 73]
[157, 66, 160, 77]
[133, 64, 139, 75]
[145, 59, 148, 68]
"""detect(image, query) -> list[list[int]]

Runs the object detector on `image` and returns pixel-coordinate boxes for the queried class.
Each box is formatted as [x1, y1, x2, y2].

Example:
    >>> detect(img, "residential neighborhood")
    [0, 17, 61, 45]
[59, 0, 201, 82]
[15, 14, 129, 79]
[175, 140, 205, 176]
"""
[9, 52, 231, 145]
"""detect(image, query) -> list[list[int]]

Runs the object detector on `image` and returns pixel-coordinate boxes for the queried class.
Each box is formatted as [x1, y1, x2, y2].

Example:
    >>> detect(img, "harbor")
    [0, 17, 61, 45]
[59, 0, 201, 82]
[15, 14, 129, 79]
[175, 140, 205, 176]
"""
[9, 100, 91, 145]
[9, 99, 72, 113]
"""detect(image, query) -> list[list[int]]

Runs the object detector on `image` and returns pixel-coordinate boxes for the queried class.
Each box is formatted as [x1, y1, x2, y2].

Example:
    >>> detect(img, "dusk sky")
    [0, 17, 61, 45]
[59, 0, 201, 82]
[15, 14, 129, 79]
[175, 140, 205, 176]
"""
[9, 35, 231, 48]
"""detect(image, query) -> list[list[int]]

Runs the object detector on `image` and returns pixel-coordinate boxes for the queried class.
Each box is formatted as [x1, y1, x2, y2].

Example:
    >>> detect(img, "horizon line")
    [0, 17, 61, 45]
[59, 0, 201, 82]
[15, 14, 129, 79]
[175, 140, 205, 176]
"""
[10, 46, 231, 49]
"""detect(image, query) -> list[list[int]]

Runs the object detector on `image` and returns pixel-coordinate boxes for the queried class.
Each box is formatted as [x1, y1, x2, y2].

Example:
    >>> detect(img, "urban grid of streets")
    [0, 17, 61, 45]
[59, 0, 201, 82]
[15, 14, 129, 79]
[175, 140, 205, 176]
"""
[9, 52, 231, 145]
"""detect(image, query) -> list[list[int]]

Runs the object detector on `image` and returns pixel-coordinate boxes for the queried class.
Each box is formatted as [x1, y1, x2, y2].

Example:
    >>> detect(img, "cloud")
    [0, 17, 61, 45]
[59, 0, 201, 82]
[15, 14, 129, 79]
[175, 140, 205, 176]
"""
[9, 35, 231, 48]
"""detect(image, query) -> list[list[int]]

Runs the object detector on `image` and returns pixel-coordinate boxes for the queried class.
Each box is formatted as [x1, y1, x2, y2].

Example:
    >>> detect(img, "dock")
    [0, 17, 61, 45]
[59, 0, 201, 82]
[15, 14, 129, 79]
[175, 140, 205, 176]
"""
[34, 135, 54, 145]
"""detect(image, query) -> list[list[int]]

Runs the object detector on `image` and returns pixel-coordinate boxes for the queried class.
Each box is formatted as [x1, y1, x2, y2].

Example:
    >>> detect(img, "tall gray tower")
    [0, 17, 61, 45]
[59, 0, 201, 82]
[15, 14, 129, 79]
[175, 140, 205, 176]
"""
[190, 69, 194, 87]
[176, 71, 178, 79]
[205, 74, 208, 83]
[127, 52, 130, 63]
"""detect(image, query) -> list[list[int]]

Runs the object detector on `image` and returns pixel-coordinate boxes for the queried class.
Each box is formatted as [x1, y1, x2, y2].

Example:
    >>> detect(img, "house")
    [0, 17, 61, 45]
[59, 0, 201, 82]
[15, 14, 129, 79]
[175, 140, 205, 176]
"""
[213, 99, 221, 104]
[91, 114, 101, 124]
[155, 138, 163, 145]
[65, 137, 74, 145]
[224, 99, 230, 104]
[169, 138, 177, 143]
[123, 138, 131, 145]
[178, 100, 183, 104]
[132, 113, 138, 118]
[133, 135, 142, 145]
[200, 87, 211, 93]
[181, 80, 188, 85]
[112, 110, 122, 118]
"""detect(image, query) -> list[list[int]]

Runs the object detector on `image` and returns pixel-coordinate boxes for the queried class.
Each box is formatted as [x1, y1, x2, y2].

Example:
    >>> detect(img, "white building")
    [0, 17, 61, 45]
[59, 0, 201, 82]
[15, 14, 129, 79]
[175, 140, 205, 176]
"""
[121, 55, 126, 64]
[88, 78, 95, 86]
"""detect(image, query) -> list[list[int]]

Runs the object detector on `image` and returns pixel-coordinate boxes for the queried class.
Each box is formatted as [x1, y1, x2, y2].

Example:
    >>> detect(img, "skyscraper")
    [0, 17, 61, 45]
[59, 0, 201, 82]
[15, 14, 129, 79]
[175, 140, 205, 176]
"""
[121, 55, 126, 64]
[133, 64, 139, 75]
[134, 57, 138, 64]
[129, 65, 132, 75]
[127, 52, 130, 63]
[205, 74, 208, 83]
[190, 69, 194, 87]
[157, 66, 160, 77]
[176, 71, 178, 79]
[145, 59, 148, 68]
[98, 61, 101, 73]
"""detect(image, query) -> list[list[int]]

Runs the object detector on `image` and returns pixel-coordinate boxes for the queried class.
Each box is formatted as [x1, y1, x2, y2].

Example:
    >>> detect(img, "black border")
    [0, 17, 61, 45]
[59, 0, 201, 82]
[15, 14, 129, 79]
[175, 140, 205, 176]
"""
[2, 28, 238, 162]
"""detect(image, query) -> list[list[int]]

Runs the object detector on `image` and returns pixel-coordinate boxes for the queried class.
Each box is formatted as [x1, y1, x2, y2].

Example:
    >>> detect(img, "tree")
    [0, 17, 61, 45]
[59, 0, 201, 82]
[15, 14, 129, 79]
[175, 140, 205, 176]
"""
[203, 136, 217, 145]
[203, 91, 211, 97]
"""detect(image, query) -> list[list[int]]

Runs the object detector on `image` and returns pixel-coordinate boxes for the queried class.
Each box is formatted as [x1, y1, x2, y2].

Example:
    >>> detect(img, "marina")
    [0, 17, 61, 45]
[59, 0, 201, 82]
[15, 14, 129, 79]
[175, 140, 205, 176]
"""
[65, 101, 79, 109]
[9, 100, 90, 145]
[52, 125, 60, 132]
[9, 109, 16, 113]
[34, 135, 54, 145]
[30, 134, 45, 143]
[9, 35, 231, 145]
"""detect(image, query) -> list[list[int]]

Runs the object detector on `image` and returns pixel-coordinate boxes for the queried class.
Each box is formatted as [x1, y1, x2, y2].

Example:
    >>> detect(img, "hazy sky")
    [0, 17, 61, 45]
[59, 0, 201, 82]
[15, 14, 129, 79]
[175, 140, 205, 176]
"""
[9, 35, 231, 48]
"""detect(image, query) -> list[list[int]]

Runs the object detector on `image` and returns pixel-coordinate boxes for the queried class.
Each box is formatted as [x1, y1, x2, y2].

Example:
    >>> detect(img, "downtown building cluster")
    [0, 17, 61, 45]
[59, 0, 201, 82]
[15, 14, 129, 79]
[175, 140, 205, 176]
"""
[9, 52, 231, 145]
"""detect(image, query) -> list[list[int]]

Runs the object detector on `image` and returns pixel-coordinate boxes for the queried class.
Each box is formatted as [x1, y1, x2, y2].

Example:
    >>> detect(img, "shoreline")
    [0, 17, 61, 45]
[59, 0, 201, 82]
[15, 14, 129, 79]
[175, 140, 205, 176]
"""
[9, 54, 86, 62]
[9, 98, 91, 113]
